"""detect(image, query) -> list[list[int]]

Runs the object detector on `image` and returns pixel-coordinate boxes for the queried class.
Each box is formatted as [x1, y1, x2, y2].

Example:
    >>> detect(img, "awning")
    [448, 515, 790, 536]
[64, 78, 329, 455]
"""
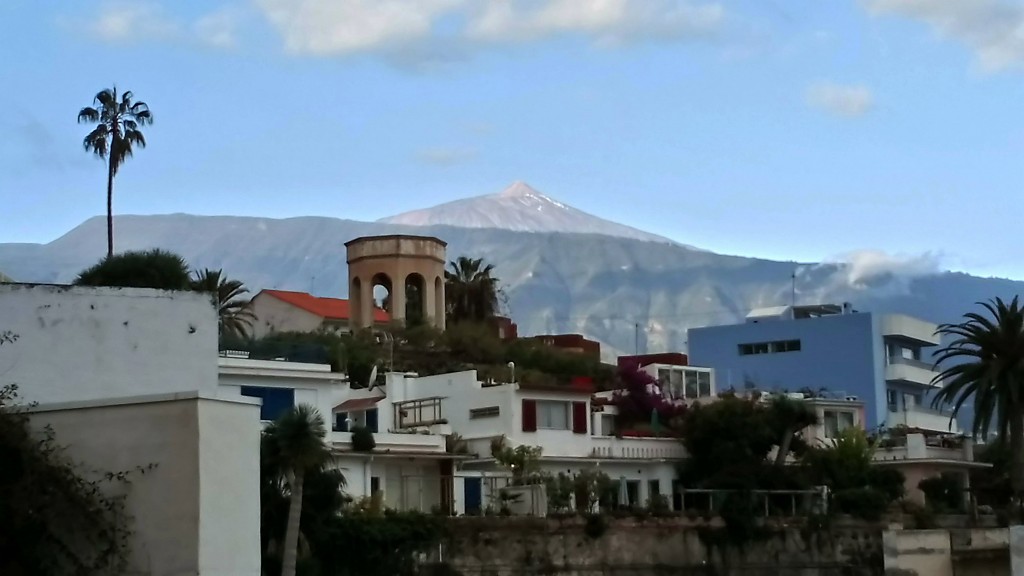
[333, 396, 383, 412]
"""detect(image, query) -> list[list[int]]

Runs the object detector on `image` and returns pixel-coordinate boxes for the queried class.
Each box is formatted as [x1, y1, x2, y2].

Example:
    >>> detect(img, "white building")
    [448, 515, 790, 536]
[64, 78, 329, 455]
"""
[217, 355, 460, 514]
[0, 284, 261, 576]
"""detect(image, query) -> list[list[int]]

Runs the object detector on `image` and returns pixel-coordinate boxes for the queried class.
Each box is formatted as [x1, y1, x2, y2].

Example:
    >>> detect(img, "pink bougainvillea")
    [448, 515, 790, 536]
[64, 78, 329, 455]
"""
[611, 364, 687, 433]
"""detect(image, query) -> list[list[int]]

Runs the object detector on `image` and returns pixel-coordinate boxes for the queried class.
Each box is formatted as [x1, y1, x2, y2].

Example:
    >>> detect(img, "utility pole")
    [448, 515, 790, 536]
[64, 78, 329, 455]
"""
[791, 269, 796, 308]
[635, 322, 640, 355]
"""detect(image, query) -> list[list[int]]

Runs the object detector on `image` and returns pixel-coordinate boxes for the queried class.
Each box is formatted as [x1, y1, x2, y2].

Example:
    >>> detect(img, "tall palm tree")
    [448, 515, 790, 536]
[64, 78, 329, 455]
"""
[78, 87, 153, 258]
[263, 405, 332, 576]
[190, 269, 255, 337]
[767, 395, 818, 466]
[932, 296, 1024, 511]
[444, 256, 500, 323]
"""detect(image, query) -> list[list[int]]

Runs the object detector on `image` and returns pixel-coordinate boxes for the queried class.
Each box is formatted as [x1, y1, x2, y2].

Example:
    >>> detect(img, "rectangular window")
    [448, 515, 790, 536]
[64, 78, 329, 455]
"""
[469, 406, 500, 419]
[240, 386, 295, 421]
[648, 480, 661, 502]
[600, 414, 616, 436]
[697, 372, 712, 397]
[334, 412, 349, 432]
[537, 400, 570, 430]
[887, 389, 898, 412]
[823, 410, 854, 438]
[740, 340, 801, 355]
[370, 476, 380, 495]
[365, 408, 379, 433]
[684, 370, 699, 398]
[772, 339, 802, 353]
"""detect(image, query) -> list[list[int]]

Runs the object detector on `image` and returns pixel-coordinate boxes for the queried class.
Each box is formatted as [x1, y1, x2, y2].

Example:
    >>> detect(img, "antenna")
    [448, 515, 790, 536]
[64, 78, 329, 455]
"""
[635, 323, 640, 355]
[791, 268, 796, 308]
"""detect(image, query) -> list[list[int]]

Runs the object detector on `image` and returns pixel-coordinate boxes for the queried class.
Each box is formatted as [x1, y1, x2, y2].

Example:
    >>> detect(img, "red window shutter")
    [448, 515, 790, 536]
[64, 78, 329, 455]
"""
[522, 399, 537, 432]
[572, 401, 588, 434]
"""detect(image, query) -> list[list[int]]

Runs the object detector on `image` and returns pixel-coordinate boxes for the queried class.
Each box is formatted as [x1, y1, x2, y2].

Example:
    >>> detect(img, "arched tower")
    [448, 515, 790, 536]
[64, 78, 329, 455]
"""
[345, 235, 447, 330]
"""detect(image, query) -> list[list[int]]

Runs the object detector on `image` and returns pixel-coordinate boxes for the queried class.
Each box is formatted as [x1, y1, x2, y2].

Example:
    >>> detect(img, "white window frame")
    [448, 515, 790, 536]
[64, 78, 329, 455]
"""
[537, 400, 570, 430]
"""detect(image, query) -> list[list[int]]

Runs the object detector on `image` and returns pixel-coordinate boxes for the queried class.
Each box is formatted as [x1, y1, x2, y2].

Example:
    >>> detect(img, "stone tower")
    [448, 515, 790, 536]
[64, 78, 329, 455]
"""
[345, 235, 447, 330]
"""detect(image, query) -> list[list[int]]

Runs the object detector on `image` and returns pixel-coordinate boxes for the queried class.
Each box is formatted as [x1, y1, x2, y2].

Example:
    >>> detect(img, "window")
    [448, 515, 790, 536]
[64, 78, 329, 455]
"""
[537, 401, 570, 430]
[240, 386, 295, 421]
[684, 370, 699, 398]
[370, 476, 381, 495]
[600, 414, 616, 436]
[887, 389, 898, 412]
[648, 480, 661, 503]
[697, 372, 712, 397]
[470, 406, 500, 419]
[739, 340, 801, 356]
[823, 410, 855, 438]
[657, 369, 670, 387]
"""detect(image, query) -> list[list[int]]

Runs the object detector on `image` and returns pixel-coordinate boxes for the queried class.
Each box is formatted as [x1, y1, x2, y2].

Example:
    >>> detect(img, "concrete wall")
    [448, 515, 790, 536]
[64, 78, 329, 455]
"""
[28, 394, 261, 576]
[883, 529, 953, 576]
[0, 284, 218, 405]
[688, 312, 888, 427]
[247, 292, 324, 339]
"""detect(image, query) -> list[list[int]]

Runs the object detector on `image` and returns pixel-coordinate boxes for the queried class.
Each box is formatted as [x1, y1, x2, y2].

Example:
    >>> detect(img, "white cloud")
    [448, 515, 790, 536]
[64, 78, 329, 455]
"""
[194, 8, 241, 49]
[466, 0, 724, 45]
[416, 147, 477, 166]
[253, 0, 725, 58]
[837, 250, 942, 289]
[78, 1, 240, 49]
[865, 0, 1024, 72]
[805, 82, 874, 117]
[86, 1, 179, 43]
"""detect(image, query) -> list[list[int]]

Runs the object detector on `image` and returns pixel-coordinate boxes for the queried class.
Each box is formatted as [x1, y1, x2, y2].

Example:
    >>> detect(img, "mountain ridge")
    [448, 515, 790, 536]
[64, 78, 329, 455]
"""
[2, 212, 1022, 364]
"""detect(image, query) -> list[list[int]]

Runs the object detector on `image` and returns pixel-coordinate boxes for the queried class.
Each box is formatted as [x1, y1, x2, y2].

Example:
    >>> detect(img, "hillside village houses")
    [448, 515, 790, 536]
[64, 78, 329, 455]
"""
[0, 233, 991, 573]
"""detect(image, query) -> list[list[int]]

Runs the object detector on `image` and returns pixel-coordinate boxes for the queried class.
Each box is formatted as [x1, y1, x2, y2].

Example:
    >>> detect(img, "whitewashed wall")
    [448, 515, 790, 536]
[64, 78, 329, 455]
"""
[0, 284, 218, 404]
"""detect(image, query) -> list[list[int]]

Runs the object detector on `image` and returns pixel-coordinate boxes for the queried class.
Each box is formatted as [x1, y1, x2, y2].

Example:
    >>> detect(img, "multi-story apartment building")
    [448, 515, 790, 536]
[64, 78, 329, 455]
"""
[687, 303, 959, 434]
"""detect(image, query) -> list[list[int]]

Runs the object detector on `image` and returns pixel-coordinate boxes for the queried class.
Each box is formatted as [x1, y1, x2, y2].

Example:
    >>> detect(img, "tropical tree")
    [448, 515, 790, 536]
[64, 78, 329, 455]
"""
[767, 395, 818, 466]
[262, 405, 332, 576]
[74, 249, 190, 290]
[932, 296, 1024, 512]
[444, 256, 501, 323]
[78, 87, 153, 258]
[190, 269, 255, 337]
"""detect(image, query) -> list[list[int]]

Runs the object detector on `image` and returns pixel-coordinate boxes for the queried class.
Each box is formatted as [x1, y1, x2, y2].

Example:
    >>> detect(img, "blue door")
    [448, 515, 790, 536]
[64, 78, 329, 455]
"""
[464, 478, 482, 515]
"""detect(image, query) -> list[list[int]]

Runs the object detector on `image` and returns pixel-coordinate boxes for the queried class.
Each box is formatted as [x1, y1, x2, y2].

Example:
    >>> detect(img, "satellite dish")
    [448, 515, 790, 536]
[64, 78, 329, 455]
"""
[366, 365, 379, 390]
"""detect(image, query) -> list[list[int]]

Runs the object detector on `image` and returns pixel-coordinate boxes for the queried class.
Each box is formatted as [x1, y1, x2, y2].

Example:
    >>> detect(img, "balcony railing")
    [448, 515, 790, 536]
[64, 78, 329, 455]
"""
[885, 361, 939, 387]
[888, 356, 935, 370]
[590, 437, 687, 460]
[394, 397, 445, 429]
[874, 433, 972, 462]
[887, 406, 959, 433]
[330, 430, 446, 451]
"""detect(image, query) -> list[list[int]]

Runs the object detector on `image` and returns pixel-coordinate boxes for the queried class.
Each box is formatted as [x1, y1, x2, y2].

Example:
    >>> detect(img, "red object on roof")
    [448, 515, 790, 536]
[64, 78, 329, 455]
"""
[333, 396, 383, 412]
[261, 290, 390, 323]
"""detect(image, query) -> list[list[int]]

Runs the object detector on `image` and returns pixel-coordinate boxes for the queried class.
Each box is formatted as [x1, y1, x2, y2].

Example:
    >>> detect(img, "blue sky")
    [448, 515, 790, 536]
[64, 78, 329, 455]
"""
[2, 0, 1023, 278]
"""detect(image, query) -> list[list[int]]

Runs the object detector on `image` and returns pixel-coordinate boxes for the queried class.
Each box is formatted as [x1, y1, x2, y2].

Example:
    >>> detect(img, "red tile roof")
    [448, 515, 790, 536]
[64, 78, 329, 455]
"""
[333, 396, 383, 412]
[261, 290, 390, 323]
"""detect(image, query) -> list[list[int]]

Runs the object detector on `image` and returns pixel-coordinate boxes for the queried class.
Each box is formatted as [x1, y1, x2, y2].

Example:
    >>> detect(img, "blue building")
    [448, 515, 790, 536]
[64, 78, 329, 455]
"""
[687, 304, 956, 432]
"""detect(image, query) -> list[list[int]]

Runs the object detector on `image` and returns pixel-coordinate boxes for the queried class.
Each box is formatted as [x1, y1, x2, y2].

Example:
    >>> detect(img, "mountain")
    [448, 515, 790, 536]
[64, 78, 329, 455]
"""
[0, 271, 11, 283]
[379, 181, 690, 247]
[2, 211, 1023, 364]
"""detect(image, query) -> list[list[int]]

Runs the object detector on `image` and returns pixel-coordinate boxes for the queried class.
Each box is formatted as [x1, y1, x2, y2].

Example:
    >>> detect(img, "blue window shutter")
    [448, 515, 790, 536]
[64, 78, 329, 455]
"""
[366, 408, 379, 433]
[240, 386, 294, 421]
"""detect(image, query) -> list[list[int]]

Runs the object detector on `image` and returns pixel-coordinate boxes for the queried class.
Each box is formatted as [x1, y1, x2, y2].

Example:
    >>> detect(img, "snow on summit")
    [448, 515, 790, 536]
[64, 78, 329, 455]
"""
[379, 181, 679, 245]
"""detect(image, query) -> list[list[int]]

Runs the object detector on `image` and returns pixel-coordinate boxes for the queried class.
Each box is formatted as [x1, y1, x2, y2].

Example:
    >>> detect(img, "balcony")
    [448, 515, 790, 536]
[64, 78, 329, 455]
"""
[874, 433, 973, 463]
[885, 356, 940, 387]
[590, 436, 687, 460]
[887, 405, 960, 434]
[881, 315, 941, 346]
[330, 430, 446, 453]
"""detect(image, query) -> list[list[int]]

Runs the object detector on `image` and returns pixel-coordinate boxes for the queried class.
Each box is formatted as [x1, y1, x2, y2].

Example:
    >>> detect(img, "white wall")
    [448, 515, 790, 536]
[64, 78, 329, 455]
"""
[387, 371, 517, 441]
[0, 285, 218, 405]
[28, 394, 261, 576]
[248, 292, 324, 339]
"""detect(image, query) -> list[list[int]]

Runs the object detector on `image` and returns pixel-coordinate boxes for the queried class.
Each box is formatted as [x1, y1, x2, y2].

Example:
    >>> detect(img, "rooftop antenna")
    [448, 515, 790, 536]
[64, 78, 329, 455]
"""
[791, 268, 797, 308]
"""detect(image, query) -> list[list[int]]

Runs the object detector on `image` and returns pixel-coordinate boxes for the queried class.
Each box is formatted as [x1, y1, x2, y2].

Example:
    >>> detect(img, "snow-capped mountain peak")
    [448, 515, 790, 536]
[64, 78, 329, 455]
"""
[378, 181, 681, 245]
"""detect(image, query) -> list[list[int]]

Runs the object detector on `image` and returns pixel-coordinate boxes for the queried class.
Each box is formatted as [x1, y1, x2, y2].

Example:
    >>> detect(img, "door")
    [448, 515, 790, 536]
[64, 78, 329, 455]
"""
[464, 477, 482, 515]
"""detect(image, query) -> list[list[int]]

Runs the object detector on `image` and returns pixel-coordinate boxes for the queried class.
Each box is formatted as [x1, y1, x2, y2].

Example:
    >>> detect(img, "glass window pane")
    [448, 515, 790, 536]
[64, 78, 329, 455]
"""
[698, 373, 711, 397]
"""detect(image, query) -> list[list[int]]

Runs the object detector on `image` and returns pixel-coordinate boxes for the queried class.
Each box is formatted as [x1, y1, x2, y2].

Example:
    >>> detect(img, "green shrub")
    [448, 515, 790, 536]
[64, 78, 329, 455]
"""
[583, 513, 608, 539]
[75, 248, 191, 290]
[351, 425, 376, 452]
[833, 487, 889, 521]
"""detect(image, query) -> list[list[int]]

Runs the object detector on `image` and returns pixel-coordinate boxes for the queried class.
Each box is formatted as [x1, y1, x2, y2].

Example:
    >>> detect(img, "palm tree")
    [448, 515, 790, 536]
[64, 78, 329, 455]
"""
[932, 297, 1024, 512]
[78, 87, 153, 258]
[190, 269, 255, 337]
[444, 256, 501, 323]
[767, 395, 818, 466]
[263, 405, 332, 576]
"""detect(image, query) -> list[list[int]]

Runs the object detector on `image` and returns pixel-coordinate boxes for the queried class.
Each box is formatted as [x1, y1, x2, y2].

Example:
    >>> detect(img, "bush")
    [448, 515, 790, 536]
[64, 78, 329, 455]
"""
[583, 513, 608, 539]
[867, 467, 906, 502]
[833, 487, 889, 521]
[351, 425, 376, 452]
[918, 475, 963, 512]
[74, 248, 191, 290]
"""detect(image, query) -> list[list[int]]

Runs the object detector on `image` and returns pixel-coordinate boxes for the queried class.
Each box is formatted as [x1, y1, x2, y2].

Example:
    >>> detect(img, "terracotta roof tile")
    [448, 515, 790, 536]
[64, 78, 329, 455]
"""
[262, 290, 390, 323]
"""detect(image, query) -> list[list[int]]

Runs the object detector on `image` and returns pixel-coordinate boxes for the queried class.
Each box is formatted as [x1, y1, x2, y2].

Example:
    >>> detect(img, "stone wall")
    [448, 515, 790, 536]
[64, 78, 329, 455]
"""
[437, 516, 886, 576]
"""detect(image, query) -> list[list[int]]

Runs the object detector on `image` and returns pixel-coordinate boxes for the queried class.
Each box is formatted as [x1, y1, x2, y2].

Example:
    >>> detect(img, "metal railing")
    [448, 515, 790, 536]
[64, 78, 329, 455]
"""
[677, 488, 827, 517]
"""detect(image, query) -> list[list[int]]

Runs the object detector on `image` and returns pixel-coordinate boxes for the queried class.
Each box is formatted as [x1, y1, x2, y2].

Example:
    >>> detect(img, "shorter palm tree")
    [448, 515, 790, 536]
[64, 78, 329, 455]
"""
[263, 405, 332, 576]
[445, 256, 501, 323]
[767, 395, 818, 466]
[932, 297, 1024, 513]
[190, 269, 255, 337]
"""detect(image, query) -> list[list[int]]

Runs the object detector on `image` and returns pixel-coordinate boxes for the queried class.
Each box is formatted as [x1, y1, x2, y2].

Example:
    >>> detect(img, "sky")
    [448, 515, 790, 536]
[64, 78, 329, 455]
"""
[1, 0, 1022, 279]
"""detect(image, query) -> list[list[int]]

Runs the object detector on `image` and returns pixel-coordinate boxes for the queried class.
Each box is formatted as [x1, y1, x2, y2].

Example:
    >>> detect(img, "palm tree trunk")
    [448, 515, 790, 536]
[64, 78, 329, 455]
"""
[1010, 404, 1024, 521]
[281, 469, 305, 576]
[775, 428, 794, 466]
[106, 153, 115, 258]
